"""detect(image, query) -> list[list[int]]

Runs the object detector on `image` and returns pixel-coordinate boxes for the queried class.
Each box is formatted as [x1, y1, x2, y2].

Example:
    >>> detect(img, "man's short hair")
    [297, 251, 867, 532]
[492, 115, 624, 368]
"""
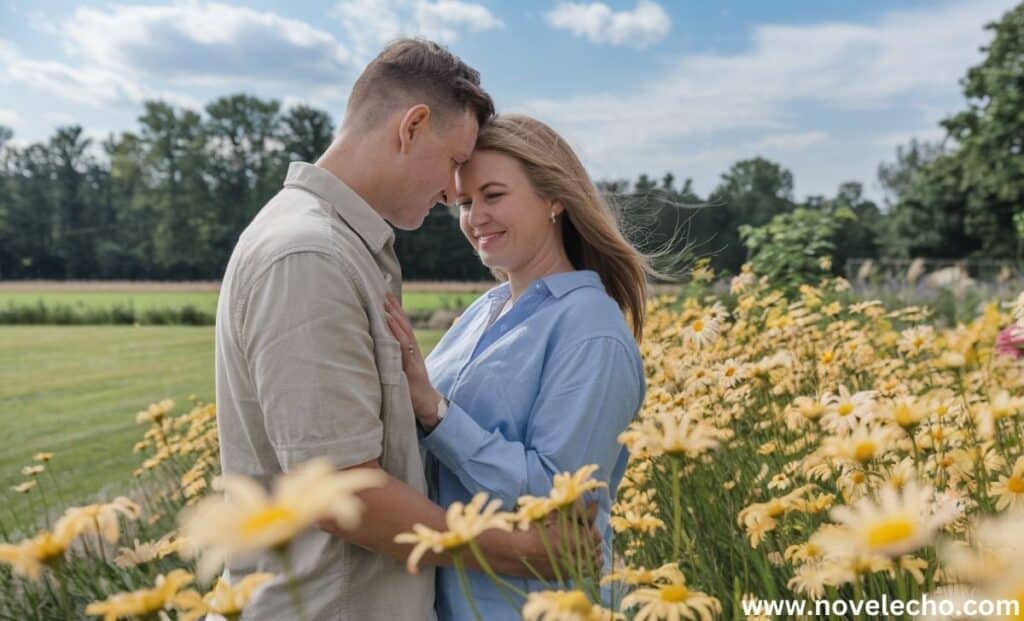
[346, 38, 495, 131]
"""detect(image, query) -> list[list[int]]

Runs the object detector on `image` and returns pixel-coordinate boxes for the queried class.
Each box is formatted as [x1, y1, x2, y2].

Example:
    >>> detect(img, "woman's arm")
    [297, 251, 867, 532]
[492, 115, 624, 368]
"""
[422, 336, 644, 508]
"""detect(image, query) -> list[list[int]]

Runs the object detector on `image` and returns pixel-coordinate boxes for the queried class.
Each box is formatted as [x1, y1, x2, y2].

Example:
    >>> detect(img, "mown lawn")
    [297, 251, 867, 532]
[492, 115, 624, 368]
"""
[0, 326, 443, 530]
[0, 290, 482, 314]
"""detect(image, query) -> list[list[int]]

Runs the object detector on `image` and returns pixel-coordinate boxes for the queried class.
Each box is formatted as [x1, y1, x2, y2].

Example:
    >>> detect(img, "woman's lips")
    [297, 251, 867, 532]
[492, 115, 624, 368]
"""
[477, 231, 506, 249]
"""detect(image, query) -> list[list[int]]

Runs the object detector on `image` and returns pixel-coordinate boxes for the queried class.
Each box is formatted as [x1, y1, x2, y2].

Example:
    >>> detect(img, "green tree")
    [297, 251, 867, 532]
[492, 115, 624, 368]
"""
[739, 205, 855, 294]
[281, 105, 335, 163]
[707, 157, 797, 273]
[205, 94, 285, 271]
[941, 2, 1024, 259]
[137, 101, 212, 277]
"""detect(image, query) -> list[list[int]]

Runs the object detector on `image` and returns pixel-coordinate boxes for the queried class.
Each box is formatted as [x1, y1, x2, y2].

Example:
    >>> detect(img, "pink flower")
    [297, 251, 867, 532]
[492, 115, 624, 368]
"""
[996, 323, 1024, 359]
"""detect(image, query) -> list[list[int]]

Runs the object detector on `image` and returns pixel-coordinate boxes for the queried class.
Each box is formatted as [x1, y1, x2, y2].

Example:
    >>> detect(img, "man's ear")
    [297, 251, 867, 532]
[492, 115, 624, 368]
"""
[398, 104, 431, 154]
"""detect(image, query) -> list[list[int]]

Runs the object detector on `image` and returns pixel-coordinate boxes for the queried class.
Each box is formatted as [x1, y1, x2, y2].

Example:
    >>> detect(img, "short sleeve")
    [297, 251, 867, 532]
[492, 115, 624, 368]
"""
[241, 251, 384, 471]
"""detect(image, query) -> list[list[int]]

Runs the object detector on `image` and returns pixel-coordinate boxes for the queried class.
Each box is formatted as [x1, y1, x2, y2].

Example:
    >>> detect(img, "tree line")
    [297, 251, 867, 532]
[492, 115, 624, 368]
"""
[0, 3, 1020, 281]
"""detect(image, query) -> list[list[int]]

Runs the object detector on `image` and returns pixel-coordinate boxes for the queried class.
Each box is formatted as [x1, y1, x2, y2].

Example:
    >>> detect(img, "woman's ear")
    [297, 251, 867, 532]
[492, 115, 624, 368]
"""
[397, 104, 431, 154]
[549, 199, 565, 217]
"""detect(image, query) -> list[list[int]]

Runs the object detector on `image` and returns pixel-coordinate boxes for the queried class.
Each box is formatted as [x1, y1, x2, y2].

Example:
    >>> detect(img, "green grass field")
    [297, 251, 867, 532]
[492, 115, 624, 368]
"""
[0, 326, 443, 530]
[0, 291, 220, 312]
[0, 290, 481, 314]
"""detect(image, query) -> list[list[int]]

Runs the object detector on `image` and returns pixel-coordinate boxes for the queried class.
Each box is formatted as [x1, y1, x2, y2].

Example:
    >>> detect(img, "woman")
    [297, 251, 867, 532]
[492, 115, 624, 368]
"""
[384, 114, 649, 620]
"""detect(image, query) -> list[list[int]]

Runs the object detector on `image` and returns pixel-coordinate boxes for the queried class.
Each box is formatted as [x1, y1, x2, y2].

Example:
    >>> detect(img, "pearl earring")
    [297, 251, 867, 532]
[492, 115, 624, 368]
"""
[550, 212, 557, 224]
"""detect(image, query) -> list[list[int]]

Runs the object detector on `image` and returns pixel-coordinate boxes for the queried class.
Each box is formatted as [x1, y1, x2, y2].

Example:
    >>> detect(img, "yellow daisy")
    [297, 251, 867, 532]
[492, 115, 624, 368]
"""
[85, 569, 193, 621]
[620, 569, 721, 621]
[990, 457, 1024, 511]
[522, 590, 624, 621]
[180, 458, 385, 579]
[394, 492, 513, 574]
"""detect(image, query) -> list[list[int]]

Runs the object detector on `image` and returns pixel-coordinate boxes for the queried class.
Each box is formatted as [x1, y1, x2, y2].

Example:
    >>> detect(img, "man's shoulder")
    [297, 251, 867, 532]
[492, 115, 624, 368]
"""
[231, 186, 372, 278]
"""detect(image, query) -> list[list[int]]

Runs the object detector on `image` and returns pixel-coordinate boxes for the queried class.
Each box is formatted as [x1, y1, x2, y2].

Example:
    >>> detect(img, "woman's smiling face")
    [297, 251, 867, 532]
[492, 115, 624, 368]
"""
[452, 149, 560, 272]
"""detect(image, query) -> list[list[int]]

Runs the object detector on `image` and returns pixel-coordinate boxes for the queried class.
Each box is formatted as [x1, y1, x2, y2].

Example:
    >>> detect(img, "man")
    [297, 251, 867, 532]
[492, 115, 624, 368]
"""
[215, 38, 577, 620]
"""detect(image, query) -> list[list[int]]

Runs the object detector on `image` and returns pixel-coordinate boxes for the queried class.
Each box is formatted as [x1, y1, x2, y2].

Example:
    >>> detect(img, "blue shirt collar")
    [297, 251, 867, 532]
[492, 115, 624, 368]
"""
[485, 270, 603, 302]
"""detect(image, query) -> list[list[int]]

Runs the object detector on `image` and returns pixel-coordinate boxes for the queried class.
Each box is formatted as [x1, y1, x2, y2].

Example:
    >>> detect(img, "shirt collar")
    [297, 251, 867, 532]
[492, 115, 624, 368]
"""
[485, 270, 603, 302]
[283, 162, 395, 254]
[540, 270, 603, 298]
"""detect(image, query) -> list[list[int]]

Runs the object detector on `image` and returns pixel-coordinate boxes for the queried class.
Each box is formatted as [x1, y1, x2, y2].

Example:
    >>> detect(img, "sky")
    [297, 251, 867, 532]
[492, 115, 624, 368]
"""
[0, 0, 1017, 201]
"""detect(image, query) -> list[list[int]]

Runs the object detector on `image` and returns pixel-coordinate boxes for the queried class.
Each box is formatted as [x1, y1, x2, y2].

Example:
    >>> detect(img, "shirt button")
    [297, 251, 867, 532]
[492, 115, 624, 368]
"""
[535, 284, 542, 290]
[384, 274, 392, 283]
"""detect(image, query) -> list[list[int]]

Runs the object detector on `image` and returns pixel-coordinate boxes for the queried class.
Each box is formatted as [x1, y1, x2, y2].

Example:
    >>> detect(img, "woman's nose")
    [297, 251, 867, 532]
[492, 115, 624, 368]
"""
[467, 202, 490, 226]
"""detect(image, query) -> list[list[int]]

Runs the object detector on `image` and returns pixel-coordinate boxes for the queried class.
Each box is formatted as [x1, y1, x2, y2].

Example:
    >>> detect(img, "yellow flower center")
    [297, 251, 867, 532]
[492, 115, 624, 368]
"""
[838, 403, 854, 416]
[660, 585, 690, 602]
[851, 471, 866, 484]
[800, 402, 825, 420]
[725, 367, 736, 377]
[893, 404, 917, 427]
[558, 591, 593, 613]
[820, 351, 833, 364]
[866, 518, 915, 549]
[242, 506, 296, 537]
[853, 441, 877, 464]
[1008, 476, 1024, 494]
[692, 319, 704, 333]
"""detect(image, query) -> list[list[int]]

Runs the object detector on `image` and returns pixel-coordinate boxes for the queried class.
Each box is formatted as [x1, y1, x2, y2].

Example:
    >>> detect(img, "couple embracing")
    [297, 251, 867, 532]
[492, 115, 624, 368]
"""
[215, 37, 651, 620]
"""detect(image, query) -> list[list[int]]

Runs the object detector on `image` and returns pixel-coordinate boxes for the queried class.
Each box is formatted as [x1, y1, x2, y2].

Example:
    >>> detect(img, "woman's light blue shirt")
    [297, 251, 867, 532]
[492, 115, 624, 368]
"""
[421, 270, 645, 621]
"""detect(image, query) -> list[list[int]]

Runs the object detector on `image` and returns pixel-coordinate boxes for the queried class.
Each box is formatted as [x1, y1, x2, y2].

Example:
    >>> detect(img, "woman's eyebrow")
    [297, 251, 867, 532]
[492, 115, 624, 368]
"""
[478, 181, 507, 192]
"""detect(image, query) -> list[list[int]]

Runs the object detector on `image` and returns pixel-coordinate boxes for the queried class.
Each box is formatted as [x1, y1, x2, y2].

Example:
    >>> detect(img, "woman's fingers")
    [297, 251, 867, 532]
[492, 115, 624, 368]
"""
[383, 312, 404, 345]
[385, 294, 417, 342]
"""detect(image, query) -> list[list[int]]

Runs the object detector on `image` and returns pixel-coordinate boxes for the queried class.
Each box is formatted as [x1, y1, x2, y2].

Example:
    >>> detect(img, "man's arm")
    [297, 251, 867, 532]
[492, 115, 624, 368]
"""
[318, 460, 598, 578]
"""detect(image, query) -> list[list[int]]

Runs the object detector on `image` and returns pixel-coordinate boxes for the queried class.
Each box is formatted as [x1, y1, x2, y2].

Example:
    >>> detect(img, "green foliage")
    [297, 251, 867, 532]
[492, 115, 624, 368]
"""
[879, 3, 1024, 261]
[739, 206, 856, 293]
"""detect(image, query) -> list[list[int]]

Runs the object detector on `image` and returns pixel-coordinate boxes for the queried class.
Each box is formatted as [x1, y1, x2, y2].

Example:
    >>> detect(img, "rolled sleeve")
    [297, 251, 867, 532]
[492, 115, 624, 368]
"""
[242, 251, 384, 472]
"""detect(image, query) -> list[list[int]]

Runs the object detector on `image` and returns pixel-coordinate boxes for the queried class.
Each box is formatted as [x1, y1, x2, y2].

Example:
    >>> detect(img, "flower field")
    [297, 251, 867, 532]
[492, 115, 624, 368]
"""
[3, 266, 1024, 620]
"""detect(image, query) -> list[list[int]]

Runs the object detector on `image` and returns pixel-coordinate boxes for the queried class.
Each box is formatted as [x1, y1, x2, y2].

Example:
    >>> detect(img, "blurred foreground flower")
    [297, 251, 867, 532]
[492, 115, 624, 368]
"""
[180, 458, 385, 580]
[174, 572, 274, 621]
[522, 589, 624, 621]
[394, 492, 513, 574]
[85, 569, 193, 621]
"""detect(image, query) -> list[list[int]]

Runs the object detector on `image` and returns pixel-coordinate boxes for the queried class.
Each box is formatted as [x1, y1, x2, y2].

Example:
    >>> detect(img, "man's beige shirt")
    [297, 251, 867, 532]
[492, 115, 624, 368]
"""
[215, 162, 434, 620]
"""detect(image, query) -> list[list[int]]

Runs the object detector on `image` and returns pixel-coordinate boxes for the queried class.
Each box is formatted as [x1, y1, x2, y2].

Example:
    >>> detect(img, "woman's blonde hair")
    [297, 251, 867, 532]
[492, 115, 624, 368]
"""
[474, 114, 652, 340]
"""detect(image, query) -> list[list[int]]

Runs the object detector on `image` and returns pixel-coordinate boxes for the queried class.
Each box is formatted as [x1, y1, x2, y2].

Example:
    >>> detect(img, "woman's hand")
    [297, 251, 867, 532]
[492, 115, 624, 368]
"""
[384, 293, 444, 429]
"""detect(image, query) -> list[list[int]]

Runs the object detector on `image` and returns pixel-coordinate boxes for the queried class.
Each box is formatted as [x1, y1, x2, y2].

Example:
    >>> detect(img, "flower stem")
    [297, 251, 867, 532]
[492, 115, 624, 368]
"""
[275, 547, 308, 621]
[671, 456, 683, 560]
[452, 551, 484, 621]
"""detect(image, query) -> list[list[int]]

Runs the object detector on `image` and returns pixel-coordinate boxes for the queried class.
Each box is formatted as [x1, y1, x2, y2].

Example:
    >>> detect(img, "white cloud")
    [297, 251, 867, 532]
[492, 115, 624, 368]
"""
[0, 4, 357, 111]
[0, 38, 154, 108]
[522, 0, 1015, 197]
[546, 0, 670, 48]
[62, 3, 354, 86]
[333, 0, 504, 61]
[0, 107, 19, 128]
[416, 1, 505, 43]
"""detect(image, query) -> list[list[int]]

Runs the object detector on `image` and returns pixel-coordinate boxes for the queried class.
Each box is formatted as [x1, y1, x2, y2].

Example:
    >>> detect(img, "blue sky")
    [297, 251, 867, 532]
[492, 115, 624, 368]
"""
[0, 0, 1017, 201]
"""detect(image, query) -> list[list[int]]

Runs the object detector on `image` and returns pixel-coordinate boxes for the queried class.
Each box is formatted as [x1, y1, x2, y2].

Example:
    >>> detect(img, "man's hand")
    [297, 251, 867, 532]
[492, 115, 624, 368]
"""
[488, 500, 604, 581]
